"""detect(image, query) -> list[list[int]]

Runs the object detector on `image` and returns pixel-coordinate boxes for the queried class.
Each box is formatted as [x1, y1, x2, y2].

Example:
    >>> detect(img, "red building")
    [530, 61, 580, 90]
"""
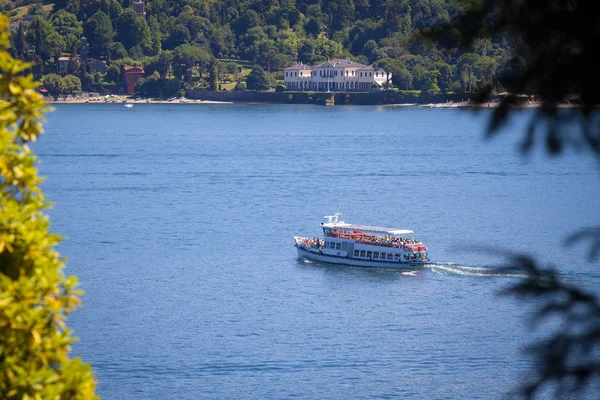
[123, 66, 145, 93]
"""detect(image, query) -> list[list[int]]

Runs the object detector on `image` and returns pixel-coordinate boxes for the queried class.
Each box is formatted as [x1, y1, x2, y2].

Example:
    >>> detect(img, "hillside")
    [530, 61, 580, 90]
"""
[3, 0, 517, 95]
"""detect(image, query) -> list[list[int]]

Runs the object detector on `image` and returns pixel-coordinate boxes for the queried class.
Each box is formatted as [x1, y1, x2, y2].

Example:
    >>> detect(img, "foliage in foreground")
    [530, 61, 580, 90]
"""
[440, 1, 600, 398]
[0, 14, 97, 399]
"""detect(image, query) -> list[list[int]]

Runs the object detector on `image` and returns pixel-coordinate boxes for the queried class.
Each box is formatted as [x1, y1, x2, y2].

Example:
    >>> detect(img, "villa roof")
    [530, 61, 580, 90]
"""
[312, 58, 369, 68]
[285, 63, 312, 70]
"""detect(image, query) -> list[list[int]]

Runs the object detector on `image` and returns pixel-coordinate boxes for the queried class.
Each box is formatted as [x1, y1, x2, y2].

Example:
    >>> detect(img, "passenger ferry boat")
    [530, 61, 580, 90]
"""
[294, 211, 429, 268]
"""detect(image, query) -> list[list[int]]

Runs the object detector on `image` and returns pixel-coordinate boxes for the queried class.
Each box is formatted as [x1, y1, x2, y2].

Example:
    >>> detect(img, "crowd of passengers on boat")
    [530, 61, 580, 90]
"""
[326, 231, 423, 248]
[352, 235, 422, 248]
[301, 236, 423, 251]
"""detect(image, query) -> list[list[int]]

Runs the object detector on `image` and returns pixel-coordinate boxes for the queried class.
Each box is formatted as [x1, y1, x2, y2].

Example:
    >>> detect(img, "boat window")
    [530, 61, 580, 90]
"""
[354, 250, 359, 257]
[335, 243, 341, 250]
[330, 242, 335, 249]
[342, 242, 348, 250]
[373, 252, 379, 259]
[394, 254, 400, 260]
[366, 251, 372, 258]
[360, 250, 366, 257]
[387, 253, 393, 260]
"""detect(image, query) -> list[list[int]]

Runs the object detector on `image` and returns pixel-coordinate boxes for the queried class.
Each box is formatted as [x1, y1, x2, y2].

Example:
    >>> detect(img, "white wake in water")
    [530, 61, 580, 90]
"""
[427, 262, 531, 279]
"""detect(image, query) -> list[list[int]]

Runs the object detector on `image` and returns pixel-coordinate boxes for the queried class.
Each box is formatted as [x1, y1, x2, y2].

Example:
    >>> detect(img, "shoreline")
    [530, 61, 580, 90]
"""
[45, 95, 234, 104]
[45, 95, 582, 109]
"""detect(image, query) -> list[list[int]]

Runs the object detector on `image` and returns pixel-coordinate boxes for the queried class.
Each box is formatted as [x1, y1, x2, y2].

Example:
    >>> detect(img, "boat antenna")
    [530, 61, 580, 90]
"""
[334, 206, 341, 223]
[324, 206, 342, 224]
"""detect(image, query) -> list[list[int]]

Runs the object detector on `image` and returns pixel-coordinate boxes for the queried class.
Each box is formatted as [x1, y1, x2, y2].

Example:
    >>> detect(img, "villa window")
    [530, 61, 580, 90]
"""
[300, 72, 302, 77]
[370, 72, 372, 77]
[352, 71, 355, 76]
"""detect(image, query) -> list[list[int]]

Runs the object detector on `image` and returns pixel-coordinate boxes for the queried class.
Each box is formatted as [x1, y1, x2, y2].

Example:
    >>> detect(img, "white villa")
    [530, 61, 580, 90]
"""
[283, 58, 390, 91]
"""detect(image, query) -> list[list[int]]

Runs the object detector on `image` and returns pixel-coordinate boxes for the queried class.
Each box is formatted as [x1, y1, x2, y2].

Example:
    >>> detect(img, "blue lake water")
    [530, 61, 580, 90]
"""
[36, 104, 600, 399]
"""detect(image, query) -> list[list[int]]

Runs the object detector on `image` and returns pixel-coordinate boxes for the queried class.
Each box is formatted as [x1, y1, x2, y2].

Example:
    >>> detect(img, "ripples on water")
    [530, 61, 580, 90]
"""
[37, 104, 600, 399]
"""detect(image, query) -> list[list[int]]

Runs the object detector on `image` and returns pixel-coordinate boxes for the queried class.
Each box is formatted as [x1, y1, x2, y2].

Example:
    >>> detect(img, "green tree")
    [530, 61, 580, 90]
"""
[11, 21, 26, 59]
[110, 42, 128, 60]
[156, 50, 174, 79]
[166, 24, 191, 50]
[373, 58, 399, 91]
[220, 61, 239, 82]
[147, 16, 162, 56]
[323, 0, 356, 32]
[64, 33, 81, 53]
[109, 0, 123, 20]
[473, 56, 498, 91]
[392, 67, 412, 90]
[457, 52, 479, 93]
[234, 80, 247, 91]
[50, 9, 83, 38]
[26, 17, 65, 66]
[116, 9, 152, 52]
[106, 63, 121, 83]
[0, 15, 97, 398]
[173, 44, 212, 83]
[209, 61, 218, 91]
[65, 0, 80, 15]
[84, 11, 114, 58]
[41, 73, 65, 99]
[246, 65, 270, 91]
[62, 74, 82, 93]
[271, 54, 293, 80]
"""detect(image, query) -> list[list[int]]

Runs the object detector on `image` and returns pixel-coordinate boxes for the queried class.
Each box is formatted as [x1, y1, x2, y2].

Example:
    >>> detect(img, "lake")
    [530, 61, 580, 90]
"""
[37, 104, 600, 399]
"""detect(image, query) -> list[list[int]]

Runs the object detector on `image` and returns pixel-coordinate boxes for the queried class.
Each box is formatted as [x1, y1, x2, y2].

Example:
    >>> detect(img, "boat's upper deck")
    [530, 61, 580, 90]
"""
[321, 212, 413, 237]
[322, 222, 413, 236]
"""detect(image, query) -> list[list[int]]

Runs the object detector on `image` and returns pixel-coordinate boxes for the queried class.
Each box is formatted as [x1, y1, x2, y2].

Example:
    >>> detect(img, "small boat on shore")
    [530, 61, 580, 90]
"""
[294, 211, 429, 268]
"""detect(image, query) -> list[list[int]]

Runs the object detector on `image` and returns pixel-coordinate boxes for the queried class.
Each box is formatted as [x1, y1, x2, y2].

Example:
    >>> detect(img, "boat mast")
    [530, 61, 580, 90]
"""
[323, 206, 342, 224]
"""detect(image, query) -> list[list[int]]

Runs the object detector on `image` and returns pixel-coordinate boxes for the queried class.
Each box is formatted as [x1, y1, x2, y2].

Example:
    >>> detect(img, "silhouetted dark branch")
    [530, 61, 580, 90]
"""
[498, 256, 600, 399]
[566, 227, 600, 262]
[430, 0, 600, 157]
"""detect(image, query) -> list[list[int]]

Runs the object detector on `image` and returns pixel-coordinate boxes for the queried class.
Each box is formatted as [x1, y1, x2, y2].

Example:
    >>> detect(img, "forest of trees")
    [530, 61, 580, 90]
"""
[2, 0, 522, 96]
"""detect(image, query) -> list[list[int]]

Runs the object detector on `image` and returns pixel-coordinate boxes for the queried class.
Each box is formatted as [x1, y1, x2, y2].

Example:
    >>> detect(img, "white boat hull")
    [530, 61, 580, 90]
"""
[296, 245, 427, 269]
